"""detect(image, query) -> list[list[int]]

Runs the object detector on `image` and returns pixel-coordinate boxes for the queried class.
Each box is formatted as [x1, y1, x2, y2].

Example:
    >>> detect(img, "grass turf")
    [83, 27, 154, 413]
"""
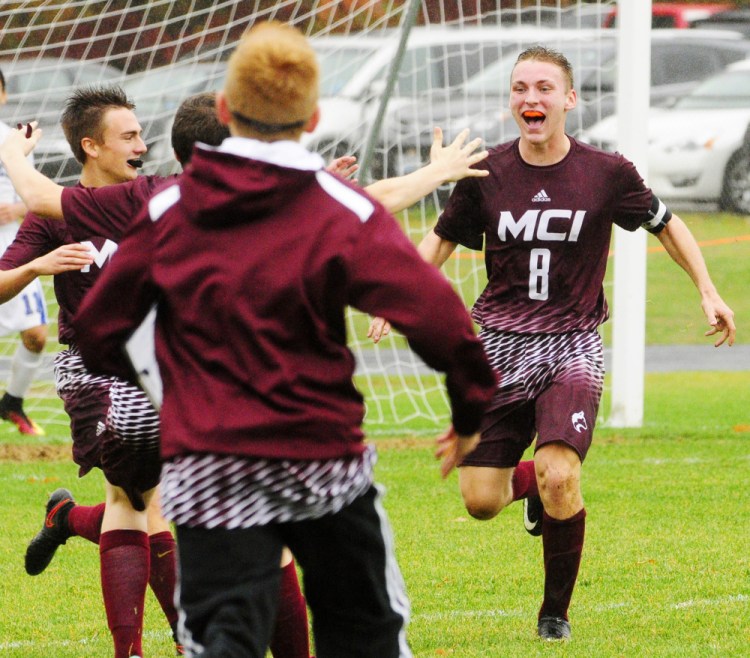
[1, 370, 748, 657]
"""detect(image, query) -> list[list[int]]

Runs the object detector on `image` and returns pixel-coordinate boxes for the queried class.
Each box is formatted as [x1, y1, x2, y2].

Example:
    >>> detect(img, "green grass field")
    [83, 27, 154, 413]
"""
[1, 371, 748, 657]
[0, 210, 748, 656]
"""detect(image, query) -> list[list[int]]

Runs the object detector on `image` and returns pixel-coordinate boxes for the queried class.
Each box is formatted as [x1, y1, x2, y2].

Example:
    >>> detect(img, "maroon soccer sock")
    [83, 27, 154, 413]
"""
[269, 559, 311, 658]
[539, 508, 586, 621]
[511, 460, 539, 501]
[148, 530, 179, 629]
[100, 529, 150, 658]
[67, 503, 106, 544]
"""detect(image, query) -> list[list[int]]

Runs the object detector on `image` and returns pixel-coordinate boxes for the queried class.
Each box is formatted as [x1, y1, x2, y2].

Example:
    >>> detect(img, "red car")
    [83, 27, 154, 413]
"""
[605, 3, 733, 29]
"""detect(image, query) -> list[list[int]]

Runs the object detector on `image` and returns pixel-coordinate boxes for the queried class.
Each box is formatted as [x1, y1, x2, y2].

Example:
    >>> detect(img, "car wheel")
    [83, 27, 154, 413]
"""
[720, 149, 750, 214]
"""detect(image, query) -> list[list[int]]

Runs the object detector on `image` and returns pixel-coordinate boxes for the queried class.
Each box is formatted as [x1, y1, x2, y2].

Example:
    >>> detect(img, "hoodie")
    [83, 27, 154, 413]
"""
[74, 137, 496, 462]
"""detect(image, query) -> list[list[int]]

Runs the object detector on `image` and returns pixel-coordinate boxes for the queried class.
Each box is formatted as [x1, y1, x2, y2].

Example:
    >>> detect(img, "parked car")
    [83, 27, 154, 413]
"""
[581, 59, 750, 214]
[693, 8, 750, 37]
[306, 25, 566, 177]
[0, 57, 124, 183]
[604, 3, 733, 29]
[383, 30, 750, 178]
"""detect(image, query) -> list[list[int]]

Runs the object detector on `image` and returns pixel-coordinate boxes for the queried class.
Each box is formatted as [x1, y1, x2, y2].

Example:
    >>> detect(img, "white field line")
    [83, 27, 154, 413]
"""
[1, 595, 747, 651]
[413, 593, 748, 622]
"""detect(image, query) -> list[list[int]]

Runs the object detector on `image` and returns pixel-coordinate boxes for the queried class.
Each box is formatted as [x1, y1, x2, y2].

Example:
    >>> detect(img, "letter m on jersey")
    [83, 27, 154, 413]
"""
[79, 239, 118, 272]
[498, 210, 585, 242]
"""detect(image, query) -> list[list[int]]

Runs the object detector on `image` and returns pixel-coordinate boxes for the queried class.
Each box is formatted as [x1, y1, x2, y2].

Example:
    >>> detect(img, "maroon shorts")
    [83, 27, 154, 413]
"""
[461, 330, 604, 469]
[55, 347, 161, 510]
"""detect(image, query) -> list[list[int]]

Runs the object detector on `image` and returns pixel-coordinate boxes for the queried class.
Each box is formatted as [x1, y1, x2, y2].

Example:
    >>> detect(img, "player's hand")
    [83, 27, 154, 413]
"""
[702, 294, 736, 347]
[367, 316, 391, 343]
[0, 202, 24, 224]
[326, 155, 359, 180]
[31, 243, 94, 276]
[429, 126, 489, 183]
[435, 425, 480, 479]
[0, 121, 42, 159]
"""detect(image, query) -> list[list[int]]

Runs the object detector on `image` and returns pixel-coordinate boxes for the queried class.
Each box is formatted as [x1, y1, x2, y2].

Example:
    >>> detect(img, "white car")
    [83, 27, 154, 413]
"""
[582, 58, 750, 213]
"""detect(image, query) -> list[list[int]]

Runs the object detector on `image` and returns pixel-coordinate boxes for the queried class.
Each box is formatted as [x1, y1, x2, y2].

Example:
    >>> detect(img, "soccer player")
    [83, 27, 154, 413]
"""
[0, 66, 52, 436]
[70, 21, 496, 658]
[369, 45, 736, 641]
[0, 85, 179, 658]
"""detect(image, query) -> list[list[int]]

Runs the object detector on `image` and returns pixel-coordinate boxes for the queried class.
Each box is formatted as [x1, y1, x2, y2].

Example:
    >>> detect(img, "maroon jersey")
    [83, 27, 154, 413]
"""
[0, 176, 167, 344]
[61, 174, 171, 241]
[436, 137, 671, 334]
[73, 139, 497, 462]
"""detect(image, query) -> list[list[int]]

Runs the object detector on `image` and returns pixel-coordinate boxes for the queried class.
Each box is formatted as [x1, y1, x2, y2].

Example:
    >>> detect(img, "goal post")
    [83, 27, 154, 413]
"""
[608, 0, 652, 428]
[0, 1, 637, 436]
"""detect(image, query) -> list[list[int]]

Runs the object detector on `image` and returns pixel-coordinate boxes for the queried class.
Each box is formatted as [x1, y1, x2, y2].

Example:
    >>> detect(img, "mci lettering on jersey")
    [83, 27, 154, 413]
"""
[79, 239, 118, 272]
[498, 209, 586, 242]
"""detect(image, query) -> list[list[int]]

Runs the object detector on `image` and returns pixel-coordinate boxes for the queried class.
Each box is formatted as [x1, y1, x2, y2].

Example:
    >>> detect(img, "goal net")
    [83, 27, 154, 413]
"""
[0, 0, 617, 437]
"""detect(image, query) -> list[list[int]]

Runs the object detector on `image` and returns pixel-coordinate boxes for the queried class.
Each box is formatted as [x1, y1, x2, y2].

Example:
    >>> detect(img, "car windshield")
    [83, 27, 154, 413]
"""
[123, 65, 225, 114]
[314, 45, 378, 96]
[673, 68, 750, 109]
[5, 61, 120, 95]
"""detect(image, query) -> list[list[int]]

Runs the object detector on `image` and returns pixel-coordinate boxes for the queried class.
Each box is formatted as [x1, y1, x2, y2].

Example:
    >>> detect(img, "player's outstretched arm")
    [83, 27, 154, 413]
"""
[0, 244, 93, 304]
[655, 213, 736, 346]
[0, 122, 65, 220]
[435, 425, 480, 479]
[364, 126, 489, 213]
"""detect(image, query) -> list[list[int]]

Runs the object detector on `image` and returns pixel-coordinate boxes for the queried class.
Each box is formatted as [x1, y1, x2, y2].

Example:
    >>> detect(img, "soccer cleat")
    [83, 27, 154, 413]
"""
[537, 616, 571, 641]
[24, 488, 75, 575]
[523, 495, 544, 536]
[0, 407, 45, 436]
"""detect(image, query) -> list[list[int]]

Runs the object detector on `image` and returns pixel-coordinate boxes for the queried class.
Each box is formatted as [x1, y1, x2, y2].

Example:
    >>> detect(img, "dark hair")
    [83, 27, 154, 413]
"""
[0, 68, 5, 93]
[171, 92, 229, 165]
[514, 46, 575, 90]
[61, 85, 135, 164]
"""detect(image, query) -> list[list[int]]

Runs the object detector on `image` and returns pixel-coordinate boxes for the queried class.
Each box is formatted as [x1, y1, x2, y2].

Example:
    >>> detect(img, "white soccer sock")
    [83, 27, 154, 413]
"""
[7, 343, 44, 399]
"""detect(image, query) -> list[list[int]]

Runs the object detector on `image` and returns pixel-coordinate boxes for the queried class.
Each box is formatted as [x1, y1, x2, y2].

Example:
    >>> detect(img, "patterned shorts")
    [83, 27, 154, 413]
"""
[55, 346, 161, 510]
[461, 329, 605, 468]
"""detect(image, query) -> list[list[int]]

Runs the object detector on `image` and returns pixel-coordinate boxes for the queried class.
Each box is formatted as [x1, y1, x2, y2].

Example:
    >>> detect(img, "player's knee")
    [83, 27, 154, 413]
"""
[462, 492, 505, 520]
[21, 326, 47, 353]
[537, 464, 580, 509]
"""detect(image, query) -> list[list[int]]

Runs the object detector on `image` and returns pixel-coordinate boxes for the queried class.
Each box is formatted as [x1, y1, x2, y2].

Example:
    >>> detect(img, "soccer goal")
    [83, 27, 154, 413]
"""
[0, 0, 635, 436]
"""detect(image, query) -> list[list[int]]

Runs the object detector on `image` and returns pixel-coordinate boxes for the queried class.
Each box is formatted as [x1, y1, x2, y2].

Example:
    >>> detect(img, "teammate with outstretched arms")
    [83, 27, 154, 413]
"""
[0, 86, 185, 658]
[69, 22, 496, 658]
[370, 45, 736, 642]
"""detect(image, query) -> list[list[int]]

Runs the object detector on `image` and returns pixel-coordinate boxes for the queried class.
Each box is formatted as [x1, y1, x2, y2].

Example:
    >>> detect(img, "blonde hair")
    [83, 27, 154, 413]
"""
[514, 46, 574, 91]
[224, 21, 318, 138]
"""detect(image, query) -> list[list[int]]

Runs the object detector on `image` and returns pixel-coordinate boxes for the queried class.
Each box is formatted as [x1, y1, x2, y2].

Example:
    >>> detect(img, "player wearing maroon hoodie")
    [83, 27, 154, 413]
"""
[2, 90, 490, 658]
[370, 46, 736, 642]
[72, 22, 496, 658]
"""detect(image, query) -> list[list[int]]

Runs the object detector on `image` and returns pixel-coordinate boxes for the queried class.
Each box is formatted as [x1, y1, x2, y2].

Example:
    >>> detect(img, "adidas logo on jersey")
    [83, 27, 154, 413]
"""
[532, 189, 551, 203]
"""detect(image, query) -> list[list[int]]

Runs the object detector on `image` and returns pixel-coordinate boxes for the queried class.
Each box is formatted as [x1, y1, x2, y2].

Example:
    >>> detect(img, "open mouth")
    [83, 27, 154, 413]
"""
[127, 158, 144, 169]
[522, 110, 545, 127]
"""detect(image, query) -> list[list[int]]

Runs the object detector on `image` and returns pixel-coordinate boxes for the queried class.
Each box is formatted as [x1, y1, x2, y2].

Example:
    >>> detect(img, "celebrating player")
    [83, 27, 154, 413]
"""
[369, 45, 736, 642]
[0, 85, 181, 658]
[70, 21, 496, 658]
